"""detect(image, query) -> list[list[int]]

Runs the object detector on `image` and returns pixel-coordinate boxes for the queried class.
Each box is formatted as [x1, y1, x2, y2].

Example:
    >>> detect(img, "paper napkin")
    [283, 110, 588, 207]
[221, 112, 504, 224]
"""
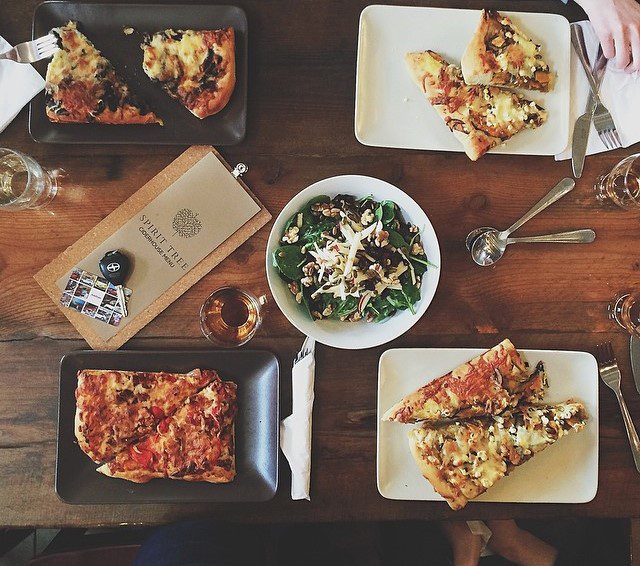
[555, 21, 640, 161]
[0, 35, 45, 133]
[280, 338, 315, 500]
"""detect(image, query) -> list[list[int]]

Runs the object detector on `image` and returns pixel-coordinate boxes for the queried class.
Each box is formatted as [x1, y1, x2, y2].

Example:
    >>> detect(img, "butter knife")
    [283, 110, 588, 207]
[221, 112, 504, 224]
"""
[631, 335, 640, 395]
[571, 42, 607, 178]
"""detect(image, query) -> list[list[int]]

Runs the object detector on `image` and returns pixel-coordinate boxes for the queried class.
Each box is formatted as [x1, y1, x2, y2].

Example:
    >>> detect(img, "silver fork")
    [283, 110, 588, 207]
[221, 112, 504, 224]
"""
[595, 342, 640, 472]
[293, 335, 315, 365]
[0, 34, 59, 63]
[571, 25, 623, 150]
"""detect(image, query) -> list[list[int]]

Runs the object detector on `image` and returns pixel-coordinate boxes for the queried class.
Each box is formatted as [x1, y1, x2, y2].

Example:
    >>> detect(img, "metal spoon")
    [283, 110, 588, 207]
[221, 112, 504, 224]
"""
[471, 229, 596, 266]
[465, 177, 575, 253]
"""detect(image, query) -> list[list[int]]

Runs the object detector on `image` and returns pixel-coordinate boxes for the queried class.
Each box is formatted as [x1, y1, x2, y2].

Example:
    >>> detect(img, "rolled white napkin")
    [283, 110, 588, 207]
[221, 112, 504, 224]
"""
[0, 35, 46, 134]
[555, 21, 640, 161]
[280, 338, 315, 500]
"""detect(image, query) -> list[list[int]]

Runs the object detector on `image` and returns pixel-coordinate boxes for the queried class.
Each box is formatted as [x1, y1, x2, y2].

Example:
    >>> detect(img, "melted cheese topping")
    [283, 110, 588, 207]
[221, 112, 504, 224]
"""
[142, 30, 209, 89]
[46, 21, 105, 87]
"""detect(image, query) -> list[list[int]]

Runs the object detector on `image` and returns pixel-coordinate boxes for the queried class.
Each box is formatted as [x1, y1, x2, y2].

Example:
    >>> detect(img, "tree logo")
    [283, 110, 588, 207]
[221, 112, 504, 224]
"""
[172, 208, 203, 238]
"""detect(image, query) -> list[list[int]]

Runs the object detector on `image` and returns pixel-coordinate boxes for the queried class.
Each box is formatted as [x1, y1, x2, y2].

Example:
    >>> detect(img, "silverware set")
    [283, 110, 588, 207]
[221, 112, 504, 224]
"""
[466, 178, 596, 266]
[596, 341, 640, 473]
[571, 23, 622, 178]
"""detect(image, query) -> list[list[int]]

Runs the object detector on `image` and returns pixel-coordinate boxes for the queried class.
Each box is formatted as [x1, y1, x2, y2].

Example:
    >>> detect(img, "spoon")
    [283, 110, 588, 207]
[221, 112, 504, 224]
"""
[465, 177, 575, 253]
[471, 229, 596, 266]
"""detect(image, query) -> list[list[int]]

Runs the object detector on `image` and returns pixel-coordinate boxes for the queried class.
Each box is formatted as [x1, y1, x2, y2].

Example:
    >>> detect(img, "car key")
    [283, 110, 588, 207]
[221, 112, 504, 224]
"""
[99, 250, 131, 317]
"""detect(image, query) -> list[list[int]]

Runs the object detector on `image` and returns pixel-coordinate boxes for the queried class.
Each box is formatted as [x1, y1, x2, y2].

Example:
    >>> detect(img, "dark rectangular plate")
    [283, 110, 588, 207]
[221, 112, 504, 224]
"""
[30, 2, 247, 145]
[57, 350, 278, 504]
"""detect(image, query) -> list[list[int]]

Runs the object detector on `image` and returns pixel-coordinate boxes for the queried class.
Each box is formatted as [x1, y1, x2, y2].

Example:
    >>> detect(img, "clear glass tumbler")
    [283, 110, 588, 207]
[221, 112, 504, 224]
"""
[200, 287, 266, 347]
[594, 153, 640, 210]
[0, 148, 62, 211]
[608, 292, 640, 338]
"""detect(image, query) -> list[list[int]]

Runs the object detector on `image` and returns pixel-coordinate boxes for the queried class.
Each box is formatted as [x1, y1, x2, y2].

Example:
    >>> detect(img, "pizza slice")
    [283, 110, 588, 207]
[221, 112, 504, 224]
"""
[75, 368, 216, 463]
[45, 22, 162, 124]
[461, 9, 554, 92]
[405, 50, 547, 161]
[382, 339, 547, 423]
[141, 28, 236, 118]
[97, 378, 237, 483]
[408, 400, 587, 510]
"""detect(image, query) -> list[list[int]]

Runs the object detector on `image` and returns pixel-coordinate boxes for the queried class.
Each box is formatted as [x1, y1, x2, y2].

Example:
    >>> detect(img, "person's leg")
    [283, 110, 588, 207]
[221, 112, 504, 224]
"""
[485, 520, 557, 566]
[440, 521, 483, 566]
[134, 521, 252, 566]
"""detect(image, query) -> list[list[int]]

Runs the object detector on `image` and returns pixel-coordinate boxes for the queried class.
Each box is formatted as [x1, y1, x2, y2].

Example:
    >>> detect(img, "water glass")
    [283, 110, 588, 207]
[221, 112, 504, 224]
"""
[0, 148, 62, 211]
[609, 292, 640, 338]
[595, 153, 640, 210]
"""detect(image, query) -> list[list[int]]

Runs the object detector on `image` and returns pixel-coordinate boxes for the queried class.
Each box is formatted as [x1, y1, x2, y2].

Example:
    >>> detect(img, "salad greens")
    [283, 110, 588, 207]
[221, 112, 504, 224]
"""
[273, 193, 434, 323]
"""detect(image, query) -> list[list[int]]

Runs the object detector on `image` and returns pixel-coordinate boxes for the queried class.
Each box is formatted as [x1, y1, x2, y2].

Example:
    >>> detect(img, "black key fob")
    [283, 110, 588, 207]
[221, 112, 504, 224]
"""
[99, 250, 131, 286]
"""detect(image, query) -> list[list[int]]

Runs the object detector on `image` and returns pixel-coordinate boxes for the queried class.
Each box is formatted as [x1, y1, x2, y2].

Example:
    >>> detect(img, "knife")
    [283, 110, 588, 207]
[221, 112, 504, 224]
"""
[571, 39, 607, 178]
[631, 335, 640, 395]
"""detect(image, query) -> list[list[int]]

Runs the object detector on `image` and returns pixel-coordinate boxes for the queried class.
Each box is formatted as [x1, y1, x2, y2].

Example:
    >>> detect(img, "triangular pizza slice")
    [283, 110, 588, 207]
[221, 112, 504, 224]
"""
[382, 339, 547, 423]
[141, 28, 236, 118]
[75, 368, 216, 463]
[461, 9, 554, 92]
[45, 21, 163, 124]
[97, 377, 237, 483]
[405, 51, 547, 161]
[408, 401, 587, 509]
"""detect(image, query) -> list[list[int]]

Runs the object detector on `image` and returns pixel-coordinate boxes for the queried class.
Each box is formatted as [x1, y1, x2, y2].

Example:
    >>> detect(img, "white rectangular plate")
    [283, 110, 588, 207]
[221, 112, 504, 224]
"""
[355, 6, 571, 156]
[377, 347, 598, 504]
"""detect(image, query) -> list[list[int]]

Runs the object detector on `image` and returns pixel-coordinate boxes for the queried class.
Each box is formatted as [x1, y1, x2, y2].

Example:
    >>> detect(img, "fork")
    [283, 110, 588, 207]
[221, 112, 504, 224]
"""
[595, 342, 640, 472]
[293, 335, 315, 365]
[571, 25, 623, 150]
[0, 34, 59, 64]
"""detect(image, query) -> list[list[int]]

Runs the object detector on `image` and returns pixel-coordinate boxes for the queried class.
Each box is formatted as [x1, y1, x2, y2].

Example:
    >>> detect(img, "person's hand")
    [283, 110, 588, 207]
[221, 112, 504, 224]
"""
[576, 0, 640, 72]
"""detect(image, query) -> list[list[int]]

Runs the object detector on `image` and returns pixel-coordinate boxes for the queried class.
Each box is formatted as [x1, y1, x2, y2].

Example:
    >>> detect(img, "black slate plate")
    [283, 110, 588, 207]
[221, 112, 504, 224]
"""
[57, 350, 278, 504]
[30, 2, 247, 144]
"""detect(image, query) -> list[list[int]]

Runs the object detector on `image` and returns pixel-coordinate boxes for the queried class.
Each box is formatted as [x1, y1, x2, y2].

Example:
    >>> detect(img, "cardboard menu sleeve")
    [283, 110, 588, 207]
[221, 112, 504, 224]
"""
[35, 146, 271, 350]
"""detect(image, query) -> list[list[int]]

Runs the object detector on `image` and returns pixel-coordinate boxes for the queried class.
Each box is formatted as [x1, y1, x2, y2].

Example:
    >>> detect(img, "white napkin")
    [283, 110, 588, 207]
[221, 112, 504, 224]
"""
[555, 21, 640, 160]
[0, 35, 45, 134]
[280, 339, 315, 500]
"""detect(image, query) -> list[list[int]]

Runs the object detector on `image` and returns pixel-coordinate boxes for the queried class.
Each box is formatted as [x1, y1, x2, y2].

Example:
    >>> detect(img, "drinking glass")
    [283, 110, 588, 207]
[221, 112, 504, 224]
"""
[0, 148, 62, 211]
[594, 153, 640, 210]
[200, 287, 267, 347]
[609, 292, 640, 338]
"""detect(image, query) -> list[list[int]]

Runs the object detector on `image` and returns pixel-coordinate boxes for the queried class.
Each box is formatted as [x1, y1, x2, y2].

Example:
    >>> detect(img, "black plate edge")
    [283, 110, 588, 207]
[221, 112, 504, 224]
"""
[55, 349, 280, 504]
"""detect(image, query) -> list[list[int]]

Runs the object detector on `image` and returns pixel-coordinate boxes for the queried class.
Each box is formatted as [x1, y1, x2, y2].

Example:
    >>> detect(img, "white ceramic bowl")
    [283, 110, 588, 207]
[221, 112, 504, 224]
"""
[266, 175, 441, 349]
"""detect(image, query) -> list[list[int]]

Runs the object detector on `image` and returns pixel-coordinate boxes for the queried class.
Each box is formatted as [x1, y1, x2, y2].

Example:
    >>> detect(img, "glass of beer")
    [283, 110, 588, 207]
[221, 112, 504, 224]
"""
[609, 292, 640, 338]
[200, 287, 267, 347]
[0, 148, 62, 211]
[595, 153, 640, 209]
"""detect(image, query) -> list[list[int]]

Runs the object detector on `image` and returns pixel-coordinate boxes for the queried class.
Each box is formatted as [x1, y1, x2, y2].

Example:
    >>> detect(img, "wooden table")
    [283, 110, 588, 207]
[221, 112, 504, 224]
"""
[1, 0, 639, 528]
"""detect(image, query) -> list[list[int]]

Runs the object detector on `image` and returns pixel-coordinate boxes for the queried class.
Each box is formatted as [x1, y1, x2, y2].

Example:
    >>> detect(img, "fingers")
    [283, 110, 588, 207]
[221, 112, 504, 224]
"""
[601, 31, 616, 60]
[628, 28, 640, 72]
[614, 33, 631, 69]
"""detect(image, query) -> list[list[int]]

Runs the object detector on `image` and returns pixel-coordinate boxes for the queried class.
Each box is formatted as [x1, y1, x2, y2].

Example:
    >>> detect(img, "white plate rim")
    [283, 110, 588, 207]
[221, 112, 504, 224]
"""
[376, 347, 599, 504]
[355, 5, 571, 156]
[265, 175, 441, 349]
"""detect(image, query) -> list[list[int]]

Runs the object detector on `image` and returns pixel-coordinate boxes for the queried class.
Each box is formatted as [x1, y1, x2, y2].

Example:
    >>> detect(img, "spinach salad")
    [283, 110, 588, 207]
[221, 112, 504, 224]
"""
[273, 194, 435, 323]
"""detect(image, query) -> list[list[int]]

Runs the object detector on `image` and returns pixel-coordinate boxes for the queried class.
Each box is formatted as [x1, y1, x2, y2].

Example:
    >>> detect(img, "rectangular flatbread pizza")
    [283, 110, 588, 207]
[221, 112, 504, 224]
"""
[141, 28, 236, 118]
[46, 21, 162, 124]
[75, 368, 215, 463]
[408, 401, 587, 509]
[97, 377, 237, 483]
[382, 339, 547, 423]
[405, 50, 547, 161]
[461, 9, 554, 92]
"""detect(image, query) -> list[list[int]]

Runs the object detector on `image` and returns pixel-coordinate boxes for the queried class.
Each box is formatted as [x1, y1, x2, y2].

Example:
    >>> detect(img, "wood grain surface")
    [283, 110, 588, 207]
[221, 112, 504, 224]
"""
[1, 0, 640, 527]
